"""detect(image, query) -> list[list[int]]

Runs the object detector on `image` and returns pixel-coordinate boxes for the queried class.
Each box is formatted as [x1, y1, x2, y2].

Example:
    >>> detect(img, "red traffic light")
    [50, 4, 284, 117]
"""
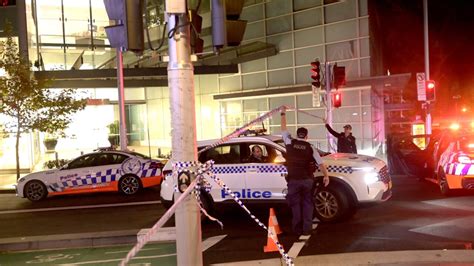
[426, 80, 435, 101]
[333, 91, 342, 108]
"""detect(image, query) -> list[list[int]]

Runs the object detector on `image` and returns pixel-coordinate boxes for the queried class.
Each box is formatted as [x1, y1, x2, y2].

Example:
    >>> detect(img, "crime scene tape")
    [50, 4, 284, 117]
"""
[120, 105, 327, 265]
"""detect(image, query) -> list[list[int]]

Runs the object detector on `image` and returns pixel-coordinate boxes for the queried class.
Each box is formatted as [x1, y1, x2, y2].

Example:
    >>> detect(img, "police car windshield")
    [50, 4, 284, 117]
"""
[275, 139, 285, 147]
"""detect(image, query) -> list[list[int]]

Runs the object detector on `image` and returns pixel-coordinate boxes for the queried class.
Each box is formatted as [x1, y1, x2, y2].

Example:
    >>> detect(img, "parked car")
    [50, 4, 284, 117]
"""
[160, 134, 392, 223]
[431, 132, 474, 195]
[16, 150, 164, 201]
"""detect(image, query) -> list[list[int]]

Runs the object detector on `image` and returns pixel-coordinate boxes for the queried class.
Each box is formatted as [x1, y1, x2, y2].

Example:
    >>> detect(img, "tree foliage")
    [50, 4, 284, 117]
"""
[0, 23, 87, 178]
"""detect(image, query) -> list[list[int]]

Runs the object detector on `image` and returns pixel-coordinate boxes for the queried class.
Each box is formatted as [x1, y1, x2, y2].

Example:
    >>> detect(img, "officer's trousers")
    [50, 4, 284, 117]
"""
[287, 178, 314, 235]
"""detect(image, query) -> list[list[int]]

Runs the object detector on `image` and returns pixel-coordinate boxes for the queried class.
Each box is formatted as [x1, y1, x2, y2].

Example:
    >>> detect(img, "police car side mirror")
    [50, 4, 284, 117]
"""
[60, 164, 69, 170]
[274, 155, 286, 164]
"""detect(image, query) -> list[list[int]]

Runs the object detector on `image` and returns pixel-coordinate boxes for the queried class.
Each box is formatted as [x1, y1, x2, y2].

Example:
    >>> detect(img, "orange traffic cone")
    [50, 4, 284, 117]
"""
[269, 208, 282, 235]
[263, 226, 282, 253]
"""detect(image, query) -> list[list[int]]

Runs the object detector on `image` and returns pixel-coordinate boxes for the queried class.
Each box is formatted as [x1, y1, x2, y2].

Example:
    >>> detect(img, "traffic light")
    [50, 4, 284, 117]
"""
[425, 80, 435, 101]
[310, 60, 321, 88]
[189, 9, 203, 54]
[333, 91, 342, 108]
[104, 0, 144, 53]
[333, 65, 346, 88]
[211, 0, 247, 49]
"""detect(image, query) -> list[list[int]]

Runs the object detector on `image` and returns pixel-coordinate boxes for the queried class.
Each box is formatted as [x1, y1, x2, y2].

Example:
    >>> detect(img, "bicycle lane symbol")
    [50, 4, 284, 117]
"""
[26, 253, 80, 264]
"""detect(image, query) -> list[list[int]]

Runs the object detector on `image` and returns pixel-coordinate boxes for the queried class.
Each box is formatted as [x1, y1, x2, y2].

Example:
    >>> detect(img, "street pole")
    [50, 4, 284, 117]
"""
[325, 62, 334, 152]
[116, 49, 128, 150]
[423, 0, 432, 135]
[167, 10, 202, 266]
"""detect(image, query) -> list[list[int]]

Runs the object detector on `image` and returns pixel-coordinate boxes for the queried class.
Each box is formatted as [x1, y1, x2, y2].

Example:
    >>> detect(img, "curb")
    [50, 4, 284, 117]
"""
[0, 230, 139, 252]
[0, 189, 16, 194]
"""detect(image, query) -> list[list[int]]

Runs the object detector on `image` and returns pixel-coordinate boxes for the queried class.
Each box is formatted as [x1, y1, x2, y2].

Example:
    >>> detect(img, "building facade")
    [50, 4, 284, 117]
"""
[0, 0, 389, 173]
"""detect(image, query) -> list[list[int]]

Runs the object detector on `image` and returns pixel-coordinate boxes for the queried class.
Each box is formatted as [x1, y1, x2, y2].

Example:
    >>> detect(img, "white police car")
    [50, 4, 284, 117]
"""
[160, 135, 392, 222]
[16, 150, 163, 201]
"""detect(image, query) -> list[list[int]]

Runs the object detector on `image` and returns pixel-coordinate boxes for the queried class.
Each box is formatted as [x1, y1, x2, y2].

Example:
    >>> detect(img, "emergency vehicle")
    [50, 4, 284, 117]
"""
[16, 150, 163, 201]
[431, 132, 474, 195]
[160, 134, 392, 223]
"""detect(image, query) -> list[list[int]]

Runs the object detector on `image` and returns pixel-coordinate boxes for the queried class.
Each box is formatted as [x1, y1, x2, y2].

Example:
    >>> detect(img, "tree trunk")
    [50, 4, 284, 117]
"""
[15, 120, 20, 180]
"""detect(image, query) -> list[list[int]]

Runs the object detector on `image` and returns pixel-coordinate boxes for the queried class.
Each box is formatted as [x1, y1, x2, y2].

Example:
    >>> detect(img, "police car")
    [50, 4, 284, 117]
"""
[432, 132, 474, 195]
[160, 134, 392, 223]
[16, 150, 164, 201]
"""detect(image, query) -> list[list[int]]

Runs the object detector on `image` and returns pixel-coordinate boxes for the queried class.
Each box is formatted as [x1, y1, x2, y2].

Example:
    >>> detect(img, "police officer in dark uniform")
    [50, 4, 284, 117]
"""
[324, 119, 357, 154]
[281, 108, 329, 236]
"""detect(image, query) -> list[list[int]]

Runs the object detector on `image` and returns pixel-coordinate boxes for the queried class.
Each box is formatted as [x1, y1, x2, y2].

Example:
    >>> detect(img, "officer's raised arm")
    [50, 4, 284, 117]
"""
[280, 107, 291, 145]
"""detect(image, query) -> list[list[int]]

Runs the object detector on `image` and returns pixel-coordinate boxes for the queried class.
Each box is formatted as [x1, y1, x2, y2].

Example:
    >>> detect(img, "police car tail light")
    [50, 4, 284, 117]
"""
[149, 162, 163, 169]
[163, 170, 172, 180]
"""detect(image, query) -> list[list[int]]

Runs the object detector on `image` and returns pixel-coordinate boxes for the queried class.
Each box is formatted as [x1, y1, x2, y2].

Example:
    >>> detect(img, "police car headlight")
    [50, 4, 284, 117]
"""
[18, 177, 25, 183]
[364, 172, 379, 185]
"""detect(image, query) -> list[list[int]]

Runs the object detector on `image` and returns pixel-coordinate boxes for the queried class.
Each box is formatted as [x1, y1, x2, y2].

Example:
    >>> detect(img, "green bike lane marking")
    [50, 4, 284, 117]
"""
[0, 243, 177, 265]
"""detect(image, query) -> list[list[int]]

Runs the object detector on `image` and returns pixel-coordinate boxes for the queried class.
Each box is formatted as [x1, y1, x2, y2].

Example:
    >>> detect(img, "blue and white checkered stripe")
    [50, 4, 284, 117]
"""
[49, 168, 121, 192]
[316, 165, 353, 174]
[212, 164, 287, 174]
[140, 162, 161, 178]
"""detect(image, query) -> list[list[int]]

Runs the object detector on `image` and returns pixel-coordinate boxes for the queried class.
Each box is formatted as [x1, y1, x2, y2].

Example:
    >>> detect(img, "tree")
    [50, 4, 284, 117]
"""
[0, 24, 87, 180]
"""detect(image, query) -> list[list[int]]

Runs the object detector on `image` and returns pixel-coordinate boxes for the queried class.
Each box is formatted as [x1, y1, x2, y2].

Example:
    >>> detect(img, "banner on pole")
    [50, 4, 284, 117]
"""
[312, 85, 321, 107]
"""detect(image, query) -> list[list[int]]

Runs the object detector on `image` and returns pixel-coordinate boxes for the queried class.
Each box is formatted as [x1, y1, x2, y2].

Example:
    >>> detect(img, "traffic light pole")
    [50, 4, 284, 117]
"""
[423, 0, 432, 135]
[167, 11, 203, 266]
[325, 62, 334, 152]
[117, 49, 128, 151]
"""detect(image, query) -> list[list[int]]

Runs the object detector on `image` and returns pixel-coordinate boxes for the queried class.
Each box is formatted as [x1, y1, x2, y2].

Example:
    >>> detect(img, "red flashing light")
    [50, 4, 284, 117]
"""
[333, 92, 342, 108]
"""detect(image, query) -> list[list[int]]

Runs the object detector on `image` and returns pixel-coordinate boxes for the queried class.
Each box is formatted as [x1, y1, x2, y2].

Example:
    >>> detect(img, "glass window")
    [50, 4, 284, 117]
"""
[325, 20, 357, 42]
[295, 66, 311, 84]
[266, 15, 292, 35]
[335, 59, 359, 79]
[332, 107, 361, 123]
[63, 0, 91, 44]
[361, 89, 371, 105]
[294, 8, 322, 29]
[294, 0, 322, 11]
[295, 27, 323, 48]
[267, 51, 293, 70]
[242, 58, 266, 73]
[242, 4, 264, 22]
[360, 58, 370, 77]
[305, 125, 327, 139]
[324, 0, 356, 23]
[295, 46, 324, 66]
[297, 109, 326, 124]
[67, 154, 96, 169]
[244, 21, 264, 40]
[200, 144, 241, 164]
[326, 41, 357, 61]
[296, 93, 313, 108]
[360, 38, 369, 57]
[362, 107, 372, 122]
[242, 73, 266, 90]
[362, 123, 373, 139]
[359, 0, 368, 16]
[359, 17, 369, 37]
[125, 88, 145, 101]
[266, 33, 293, 51]
[341, 90, 360, 106]
[265, 0, 291, 17]
[199, 75, 219, 94]
[219, 76, 241, 92]
[244, 99, 268, 112]
[268, 69, 294, 87]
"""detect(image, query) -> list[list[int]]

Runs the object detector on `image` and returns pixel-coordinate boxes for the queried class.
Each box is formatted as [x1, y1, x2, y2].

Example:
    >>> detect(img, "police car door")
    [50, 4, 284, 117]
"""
[199, 143, 246, 202]
[244, 143, 287, 201]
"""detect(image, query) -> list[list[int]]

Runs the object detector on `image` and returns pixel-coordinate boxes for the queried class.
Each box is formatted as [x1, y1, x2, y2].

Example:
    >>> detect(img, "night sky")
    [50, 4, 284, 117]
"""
[371, 0, 474, 117]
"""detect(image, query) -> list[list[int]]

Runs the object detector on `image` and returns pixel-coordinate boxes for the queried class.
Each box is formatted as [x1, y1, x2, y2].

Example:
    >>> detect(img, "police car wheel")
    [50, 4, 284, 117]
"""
[24, 180, 48, 202]
[119, 175, 141, 195]
[313, 185, 350, 223]
[438, 169, 452, 196]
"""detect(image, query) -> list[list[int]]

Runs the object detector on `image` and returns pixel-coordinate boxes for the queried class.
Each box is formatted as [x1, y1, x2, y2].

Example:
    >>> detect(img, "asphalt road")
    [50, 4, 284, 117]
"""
[1, 176, 474, 265]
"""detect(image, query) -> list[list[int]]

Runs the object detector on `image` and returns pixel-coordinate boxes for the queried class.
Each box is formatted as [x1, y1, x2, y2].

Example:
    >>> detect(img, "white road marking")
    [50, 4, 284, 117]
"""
[0, 200, 161, 215]
[105, 247, 166, 254]
[202, 235, 227, 252]
[59, 253, 177, 265]
[288, 224, 318, 259]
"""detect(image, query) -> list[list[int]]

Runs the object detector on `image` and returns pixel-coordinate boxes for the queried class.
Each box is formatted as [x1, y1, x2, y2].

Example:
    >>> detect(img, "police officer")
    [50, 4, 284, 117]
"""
[281, 108, 329, 236]
[324, 119, 357, 154]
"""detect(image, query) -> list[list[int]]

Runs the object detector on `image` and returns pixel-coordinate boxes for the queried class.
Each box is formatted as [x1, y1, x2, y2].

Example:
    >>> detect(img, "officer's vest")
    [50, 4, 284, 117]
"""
[285, 139, 314, 180]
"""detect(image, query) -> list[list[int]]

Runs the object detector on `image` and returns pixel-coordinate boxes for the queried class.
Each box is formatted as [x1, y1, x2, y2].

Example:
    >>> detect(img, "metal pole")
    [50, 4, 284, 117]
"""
[117, 49, 128, 150]
[167, 11, 202, 266]
[423, 0, 432, 135]
[325, 62, 334, 152]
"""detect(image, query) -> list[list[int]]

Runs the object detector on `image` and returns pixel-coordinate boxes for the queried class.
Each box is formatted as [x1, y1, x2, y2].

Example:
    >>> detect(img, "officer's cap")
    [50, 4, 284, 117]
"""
[343, 124, 352, 130]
